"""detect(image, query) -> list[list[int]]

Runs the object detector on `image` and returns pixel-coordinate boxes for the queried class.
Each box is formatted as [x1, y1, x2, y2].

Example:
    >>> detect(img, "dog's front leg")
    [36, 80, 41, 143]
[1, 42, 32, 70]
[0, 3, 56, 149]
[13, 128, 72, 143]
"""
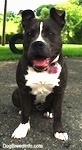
[12, 88, 31, 139]
[53, 90, 68, 141]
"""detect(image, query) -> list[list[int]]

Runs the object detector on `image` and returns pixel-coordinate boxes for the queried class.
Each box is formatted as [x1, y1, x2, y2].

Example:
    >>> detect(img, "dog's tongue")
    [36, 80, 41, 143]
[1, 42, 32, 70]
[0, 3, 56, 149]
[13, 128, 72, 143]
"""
[33, 58, 49, 67]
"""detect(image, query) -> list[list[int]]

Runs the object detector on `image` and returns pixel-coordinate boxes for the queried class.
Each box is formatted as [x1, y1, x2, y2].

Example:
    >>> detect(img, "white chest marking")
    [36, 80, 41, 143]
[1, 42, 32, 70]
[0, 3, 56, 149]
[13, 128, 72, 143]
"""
[25, 63, 62, 104]
[36, 22, 45, 43]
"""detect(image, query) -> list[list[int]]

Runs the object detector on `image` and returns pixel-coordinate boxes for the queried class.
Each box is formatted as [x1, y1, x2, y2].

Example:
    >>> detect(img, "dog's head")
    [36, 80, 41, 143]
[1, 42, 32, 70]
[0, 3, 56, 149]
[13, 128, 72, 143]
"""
[21, 8, 65, 71]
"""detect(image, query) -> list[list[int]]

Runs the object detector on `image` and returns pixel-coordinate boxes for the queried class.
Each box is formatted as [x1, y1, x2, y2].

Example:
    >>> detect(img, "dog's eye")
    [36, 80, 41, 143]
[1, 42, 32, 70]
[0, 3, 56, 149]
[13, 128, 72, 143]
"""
[26, 30, 35, 38]
[42, 31, 54, 37]
[49, 32, 54, 36]
[28, 32, 31, 36]
[27, 31, 32, 37]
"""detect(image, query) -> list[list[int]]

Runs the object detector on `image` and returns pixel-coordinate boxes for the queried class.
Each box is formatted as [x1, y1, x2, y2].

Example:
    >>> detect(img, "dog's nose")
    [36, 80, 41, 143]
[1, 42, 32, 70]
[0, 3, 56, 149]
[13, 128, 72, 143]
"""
[32, 41, 45, 50]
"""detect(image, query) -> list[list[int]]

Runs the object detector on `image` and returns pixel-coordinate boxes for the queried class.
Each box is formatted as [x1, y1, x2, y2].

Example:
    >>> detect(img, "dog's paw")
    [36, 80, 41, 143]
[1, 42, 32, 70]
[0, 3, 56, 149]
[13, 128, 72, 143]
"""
[54, 132, 68, 141]
[11, 122, 30, 139]
[43, 112, 53, 119]
[19, 110, 22, 115]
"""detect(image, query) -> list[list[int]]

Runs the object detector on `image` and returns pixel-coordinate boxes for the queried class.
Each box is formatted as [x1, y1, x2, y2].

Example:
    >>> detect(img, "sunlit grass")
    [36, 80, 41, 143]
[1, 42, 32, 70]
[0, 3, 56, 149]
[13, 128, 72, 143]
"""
[0, 44, 21, 61]
[62, 44, 82, 57]
[0, 44, 82, 61]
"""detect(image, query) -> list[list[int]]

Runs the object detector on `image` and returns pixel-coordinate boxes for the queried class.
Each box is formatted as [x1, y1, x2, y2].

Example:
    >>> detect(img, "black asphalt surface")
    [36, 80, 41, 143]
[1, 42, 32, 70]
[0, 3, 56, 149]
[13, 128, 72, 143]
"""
[0, 57, 82, 150]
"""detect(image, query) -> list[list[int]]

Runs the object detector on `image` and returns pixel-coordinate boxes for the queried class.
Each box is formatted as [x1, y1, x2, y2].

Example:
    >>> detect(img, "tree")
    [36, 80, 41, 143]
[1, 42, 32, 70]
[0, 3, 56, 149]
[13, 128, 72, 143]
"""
[73, 20, 82, 43]
[69, 0, 82, 5]
[39, 7, 49, 19]
[69, 0, 79, 5]
[79, 0, 82, 5]
[57, 2, 82, 43]
[6, 11, 15, 21]
[36, 5, 53, 19]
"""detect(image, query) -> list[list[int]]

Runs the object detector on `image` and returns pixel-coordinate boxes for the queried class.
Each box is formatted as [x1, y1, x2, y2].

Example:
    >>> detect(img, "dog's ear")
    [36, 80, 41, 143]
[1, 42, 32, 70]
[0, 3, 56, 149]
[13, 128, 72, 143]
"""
[21, 10, 35, 28]
[50, 7, 65, 28]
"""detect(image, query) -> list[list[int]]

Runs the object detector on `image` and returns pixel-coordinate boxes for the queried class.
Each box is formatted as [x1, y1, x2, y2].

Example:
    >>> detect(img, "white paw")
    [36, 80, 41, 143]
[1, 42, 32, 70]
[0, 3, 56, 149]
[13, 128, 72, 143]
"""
[11, 122, 30, 139]
[43, 112, 53, 119]
[19, 110, 22, 115]
[54, 132, 68, 141]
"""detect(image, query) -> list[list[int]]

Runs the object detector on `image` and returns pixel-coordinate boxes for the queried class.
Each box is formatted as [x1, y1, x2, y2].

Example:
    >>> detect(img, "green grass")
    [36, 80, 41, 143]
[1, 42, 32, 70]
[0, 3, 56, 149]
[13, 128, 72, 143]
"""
[62, 44, 82, 57]
[0, 44, 82, 61]
[0, 44, 21, 61]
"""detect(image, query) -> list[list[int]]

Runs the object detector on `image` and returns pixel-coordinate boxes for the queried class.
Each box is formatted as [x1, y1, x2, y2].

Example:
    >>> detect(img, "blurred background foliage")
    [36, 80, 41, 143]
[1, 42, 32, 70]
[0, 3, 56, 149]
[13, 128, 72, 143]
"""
[0, 0, 82, 44]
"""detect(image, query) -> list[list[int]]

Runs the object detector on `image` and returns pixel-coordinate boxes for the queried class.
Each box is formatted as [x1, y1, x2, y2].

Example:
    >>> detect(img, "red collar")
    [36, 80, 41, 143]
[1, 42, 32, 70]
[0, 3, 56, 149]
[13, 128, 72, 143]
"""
[47, 55, 60, 74]
[48, 64, 58, 74]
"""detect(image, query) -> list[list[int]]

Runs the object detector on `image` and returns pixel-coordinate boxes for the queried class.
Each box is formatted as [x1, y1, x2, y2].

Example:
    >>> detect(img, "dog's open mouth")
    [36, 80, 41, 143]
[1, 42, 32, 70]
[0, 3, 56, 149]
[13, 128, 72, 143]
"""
[33, 58, 50, 72]
[33, 55, 60, 72]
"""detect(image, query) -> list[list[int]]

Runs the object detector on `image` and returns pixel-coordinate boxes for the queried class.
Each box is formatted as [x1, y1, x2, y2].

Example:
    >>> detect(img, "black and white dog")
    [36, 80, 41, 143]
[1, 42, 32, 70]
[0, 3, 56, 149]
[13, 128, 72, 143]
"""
[12, 7, 68, 141]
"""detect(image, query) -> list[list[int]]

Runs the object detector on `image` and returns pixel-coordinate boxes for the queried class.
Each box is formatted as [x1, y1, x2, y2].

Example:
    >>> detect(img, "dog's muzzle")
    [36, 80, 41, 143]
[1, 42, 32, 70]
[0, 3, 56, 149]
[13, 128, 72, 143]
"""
[28, 41, 60, 72]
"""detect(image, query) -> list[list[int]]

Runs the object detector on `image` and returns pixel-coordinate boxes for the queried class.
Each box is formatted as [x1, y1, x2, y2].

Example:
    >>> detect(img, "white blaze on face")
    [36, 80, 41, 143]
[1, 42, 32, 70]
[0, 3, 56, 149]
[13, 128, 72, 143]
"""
[36, 22, 45, 42]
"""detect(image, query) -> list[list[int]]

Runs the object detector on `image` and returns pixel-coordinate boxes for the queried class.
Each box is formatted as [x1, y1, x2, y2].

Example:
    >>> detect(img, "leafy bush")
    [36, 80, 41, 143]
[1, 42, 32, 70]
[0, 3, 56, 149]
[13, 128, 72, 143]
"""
[57, 2, 82, 44]
[35, 2, 82, 44]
